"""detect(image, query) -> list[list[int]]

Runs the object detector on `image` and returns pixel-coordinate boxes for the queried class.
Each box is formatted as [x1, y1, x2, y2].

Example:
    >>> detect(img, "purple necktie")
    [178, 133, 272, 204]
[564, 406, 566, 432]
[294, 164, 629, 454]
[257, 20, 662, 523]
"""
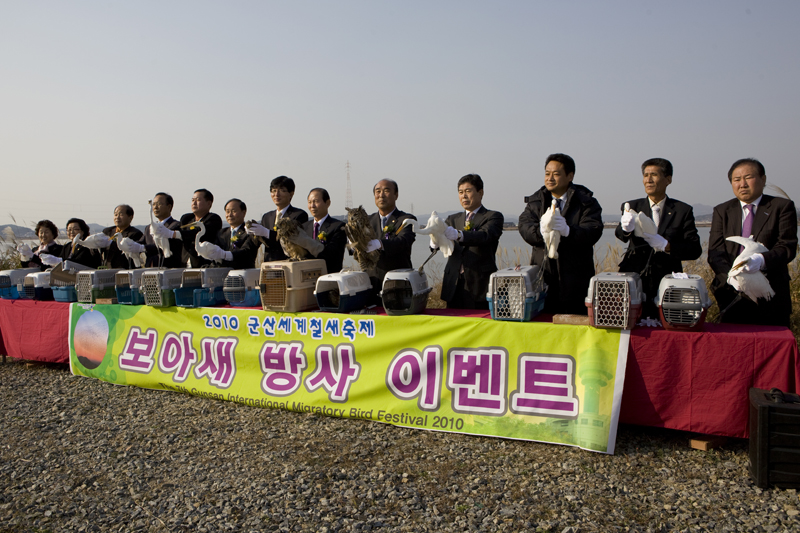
[313, 222, 320, 240]
[466, 211, 474, 226]
[741, 204, 754, 252]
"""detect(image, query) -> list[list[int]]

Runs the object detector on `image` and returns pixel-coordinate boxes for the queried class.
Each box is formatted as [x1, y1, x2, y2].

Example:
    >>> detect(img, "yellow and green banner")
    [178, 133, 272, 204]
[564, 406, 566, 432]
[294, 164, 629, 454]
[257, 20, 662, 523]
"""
[69, 304, 629, 453]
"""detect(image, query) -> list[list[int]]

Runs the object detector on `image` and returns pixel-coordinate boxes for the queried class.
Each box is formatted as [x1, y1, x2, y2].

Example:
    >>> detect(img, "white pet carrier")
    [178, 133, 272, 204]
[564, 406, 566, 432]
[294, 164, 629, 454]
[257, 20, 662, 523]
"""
[115, 268, 161, 305]
[314, 271, 372, 313]
[0, 268, 40, 299]
[381, 269, 432, 316]
[223, 269, 262, 307]
[584, 272, 644, 329]
[141, 269, 185, 307]
[259, 260, 327, 312]
[21, 272, 52, 300]
[486, 265, 547, 321]
[657, 274, 712, 331]
[76, 269, 124, 303]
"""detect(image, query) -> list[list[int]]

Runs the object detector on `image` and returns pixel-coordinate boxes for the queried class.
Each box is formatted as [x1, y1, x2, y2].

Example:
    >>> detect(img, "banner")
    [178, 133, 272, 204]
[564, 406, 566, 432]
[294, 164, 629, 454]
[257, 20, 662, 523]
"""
[69, 304, 629, 453]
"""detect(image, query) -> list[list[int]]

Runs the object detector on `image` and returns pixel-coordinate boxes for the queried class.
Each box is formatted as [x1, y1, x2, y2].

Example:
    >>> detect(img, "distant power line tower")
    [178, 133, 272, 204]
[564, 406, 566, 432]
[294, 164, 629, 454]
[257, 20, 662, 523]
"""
[345, 160, 353, 209]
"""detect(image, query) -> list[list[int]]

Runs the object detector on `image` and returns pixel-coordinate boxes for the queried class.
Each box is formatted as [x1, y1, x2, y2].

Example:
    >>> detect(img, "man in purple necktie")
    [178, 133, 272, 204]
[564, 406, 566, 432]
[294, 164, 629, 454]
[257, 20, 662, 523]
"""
[708, 158, 798, 327]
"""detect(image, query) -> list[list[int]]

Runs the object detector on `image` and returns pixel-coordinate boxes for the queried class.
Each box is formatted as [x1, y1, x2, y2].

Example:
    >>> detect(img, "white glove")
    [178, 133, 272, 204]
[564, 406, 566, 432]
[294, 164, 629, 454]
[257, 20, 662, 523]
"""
[429, 236, 440, 250]
[727, 275, 742, 292]
[642, 232, 668, 252]
[246, 223, 270, 238]
[151, 222, 175, 240]
[366, 239, 382, 253]
[198, 243, 228, 262]
[742, 253, 765, 273]
[620, 203, 636, 233]
[118, 237, 146, 254]
[39, 253, 62, 267]
[17, 243, 34, 261]
[551, 214, 570, 237]
[288, 231, 325, 257]
[443, 226, 459, 241]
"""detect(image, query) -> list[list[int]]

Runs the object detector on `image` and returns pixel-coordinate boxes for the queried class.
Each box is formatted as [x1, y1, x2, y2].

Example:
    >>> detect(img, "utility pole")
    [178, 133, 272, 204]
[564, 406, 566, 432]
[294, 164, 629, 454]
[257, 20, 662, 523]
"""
[345, 160, 353, 209]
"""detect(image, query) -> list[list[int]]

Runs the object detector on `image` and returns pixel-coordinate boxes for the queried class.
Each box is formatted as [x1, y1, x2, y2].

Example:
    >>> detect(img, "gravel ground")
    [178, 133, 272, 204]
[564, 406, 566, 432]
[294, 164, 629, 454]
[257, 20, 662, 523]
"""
[1, 358, 799, 532]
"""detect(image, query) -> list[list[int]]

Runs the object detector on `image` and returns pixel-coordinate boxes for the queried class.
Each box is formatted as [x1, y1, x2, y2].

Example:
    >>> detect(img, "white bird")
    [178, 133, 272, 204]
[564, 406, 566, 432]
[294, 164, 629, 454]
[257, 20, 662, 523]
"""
[542, 199, 561, 259]
[254, 243, 265, 268]
[726, 236, 775, 302]
[180, 220, 217, 264]
[72, 233, 113, 252]
[634, 211, 658, 237]
[112, 233, 146, 268]
[398, 211, 454, 257]
[148, 199, 172, 259]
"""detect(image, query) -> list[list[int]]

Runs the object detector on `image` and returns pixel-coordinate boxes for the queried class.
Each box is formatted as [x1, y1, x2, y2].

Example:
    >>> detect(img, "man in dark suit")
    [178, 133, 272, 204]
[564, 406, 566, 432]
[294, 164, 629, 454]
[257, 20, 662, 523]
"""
[708, 158, 797, 327]
[519, 153, 603, 315]
[615, 158, 702, 318]
[178, 188, 223, 268]
[245, 176, 309, 262]
[196, 198, 258, 269]
[138, 192, 184, 268]
[366, 179, 417, 300]
[102, 204, 144, 269]
[292, 188, 347, 274]
[438, 174, 504, 309]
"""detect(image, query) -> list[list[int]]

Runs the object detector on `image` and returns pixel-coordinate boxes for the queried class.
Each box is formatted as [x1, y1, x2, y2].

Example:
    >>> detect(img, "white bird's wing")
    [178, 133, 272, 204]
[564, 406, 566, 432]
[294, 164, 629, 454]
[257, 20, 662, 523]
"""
[635, 212, 657, 237]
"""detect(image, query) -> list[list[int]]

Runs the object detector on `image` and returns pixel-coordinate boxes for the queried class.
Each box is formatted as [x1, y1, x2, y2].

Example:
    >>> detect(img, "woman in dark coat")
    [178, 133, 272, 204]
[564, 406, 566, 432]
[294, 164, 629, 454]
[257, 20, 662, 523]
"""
[19, 220, 64, 271]
[60, 218, 102, 268]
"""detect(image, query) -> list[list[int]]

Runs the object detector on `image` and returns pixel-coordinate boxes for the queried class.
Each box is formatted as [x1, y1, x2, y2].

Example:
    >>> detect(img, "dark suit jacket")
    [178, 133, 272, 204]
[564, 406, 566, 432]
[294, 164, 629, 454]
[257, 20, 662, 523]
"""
[518, 183, 603, 315]
[367, 209, 417, 296]
[708, 195, 798, 327]
[179, 212, 223, 268]
[139, 216, 184, 268]
[218, 225, 258, 270]
[441, 206, 504, 307]
[22, 243, 65, 271]
[615, 197, 702, 314]
[300, 216, 347, 274]
[257, 205, 309, 262]
[102, 226, 144, 269]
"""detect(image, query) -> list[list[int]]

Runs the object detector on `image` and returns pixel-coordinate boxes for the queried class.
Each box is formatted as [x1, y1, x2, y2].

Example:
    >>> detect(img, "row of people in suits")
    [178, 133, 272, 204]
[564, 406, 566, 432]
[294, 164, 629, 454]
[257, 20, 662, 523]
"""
[518, 154, 797, 328]
[19, 156, 798, 323]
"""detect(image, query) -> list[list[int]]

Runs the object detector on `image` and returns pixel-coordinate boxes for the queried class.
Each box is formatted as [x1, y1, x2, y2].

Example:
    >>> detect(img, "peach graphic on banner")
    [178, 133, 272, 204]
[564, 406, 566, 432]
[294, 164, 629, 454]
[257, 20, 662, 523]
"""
[73, 310, 109, 370]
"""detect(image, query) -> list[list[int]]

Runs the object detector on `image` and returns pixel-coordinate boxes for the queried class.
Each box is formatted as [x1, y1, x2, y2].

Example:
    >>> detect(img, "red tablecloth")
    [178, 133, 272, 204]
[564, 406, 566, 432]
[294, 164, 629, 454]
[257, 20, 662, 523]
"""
[620, 324, 799, 438]
[0, 299, 71, 363]
[1, 299, 797, 437]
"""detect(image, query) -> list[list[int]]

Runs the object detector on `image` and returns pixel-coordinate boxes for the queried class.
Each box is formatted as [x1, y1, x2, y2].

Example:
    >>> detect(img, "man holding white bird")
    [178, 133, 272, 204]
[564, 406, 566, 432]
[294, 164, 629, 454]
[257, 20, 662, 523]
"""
[438, 174, 504, 309]
[519, 154, 603, 315]
[138, 193, 184, 268]
[615, 158, 702, 319]
[708, 158, 797, 327]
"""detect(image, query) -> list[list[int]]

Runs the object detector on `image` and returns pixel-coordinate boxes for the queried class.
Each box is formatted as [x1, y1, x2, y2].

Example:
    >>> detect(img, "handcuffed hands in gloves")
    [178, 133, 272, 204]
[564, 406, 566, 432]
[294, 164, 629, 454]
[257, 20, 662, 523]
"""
[443, 226, 459, 241]
[366, 239, 382, 253]
[550, 214, 570, 237]
[198, 243, 231, 263]
[246, 223, 270, 239]
[642, 232, 668, 252]
[17, 244, 33, 261]
[118, 237, 146, 255]
[39, 253, 62, 267]
[620, 204, 636, 233]
[741, 253, 765, 273]
[287, 232, 324, 257]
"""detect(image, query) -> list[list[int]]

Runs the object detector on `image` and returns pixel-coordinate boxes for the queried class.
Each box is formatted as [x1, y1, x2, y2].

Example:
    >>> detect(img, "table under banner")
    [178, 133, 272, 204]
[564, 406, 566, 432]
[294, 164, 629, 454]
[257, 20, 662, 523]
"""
[1, 299, 798, 442]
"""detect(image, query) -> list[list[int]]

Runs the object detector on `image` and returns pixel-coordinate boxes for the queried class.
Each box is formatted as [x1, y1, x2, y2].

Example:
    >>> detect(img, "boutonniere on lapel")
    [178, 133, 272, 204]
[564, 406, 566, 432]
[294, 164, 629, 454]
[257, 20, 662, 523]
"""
[230, 230, 244, 249]
[382, 221, 396, 240]
[464, 220, 474, 231]
[317, 231, 328, 243]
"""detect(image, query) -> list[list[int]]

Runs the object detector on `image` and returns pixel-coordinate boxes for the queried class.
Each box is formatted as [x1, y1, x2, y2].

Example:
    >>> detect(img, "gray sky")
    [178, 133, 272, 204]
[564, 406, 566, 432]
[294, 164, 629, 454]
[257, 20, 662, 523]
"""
[1, 0, 798, 229]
